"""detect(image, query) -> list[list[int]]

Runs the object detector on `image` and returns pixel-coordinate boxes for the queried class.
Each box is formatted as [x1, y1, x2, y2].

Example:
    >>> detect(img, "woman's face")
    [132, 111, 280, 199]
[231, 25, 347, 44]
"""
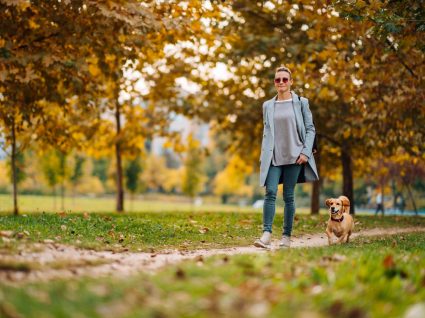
[274, 70, 293, 94]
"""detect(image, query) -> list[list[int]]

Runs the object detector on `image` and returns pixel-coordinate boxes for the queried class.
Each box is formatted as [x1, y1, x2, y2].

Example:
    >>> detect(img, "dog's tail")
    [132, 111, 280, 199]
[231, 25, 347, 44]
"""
[339, 196, 350, 214]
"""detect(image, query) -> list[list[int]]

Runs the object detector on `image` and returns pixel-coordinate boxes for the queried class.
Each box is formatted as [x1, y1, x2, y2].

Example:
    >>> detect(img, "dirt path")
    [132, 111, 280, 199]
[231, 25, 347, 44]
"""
[1, 227, 424, 283]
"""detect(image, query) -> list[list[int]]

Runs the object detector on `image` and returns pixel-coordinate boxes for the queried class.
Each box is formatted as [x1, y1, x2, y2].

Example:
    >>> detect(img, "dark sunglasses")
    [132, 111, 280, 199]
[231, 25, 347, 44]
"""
[274, 77, 289, 84]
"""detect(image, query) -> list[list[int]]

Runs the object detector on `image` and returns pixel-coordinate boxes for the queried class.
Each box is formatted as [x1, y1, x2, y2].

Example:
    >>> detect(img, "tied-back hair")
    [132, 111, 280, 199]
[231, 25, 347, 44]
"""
[275, 66, 292, 79]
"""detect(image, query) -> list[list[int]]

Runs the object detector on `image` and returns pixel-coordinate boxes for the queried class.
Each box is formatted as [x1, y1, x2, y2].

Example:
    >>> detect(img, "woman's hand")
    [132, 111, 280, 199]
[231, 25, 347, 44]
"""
[296, 154, 308, 165]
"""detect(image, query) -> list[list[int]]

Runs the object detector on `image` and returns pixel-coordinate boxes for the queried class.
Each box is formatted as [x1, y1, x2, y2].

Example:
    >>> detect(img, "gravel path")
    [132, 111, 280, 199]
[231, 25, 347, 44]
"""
[1, 227, 424, 283]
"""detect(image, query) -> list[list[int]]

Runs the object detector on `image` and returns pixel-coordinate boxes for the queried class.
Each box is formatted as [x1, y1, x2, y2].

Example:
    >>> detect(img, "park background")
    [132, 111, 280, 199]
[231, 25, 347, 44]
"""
[0, 0, 423, 216]
[1, 1, 425, 318]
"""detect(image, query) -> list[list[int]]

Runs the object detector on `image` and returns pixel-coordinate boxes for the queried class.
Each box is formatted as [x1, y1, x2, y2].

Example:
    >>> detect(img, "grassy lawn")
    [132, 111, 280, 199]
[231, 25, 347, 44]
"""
[1, 212, 424, 253]
[0, 194, 263, 214]
[1, 232, 424, 317]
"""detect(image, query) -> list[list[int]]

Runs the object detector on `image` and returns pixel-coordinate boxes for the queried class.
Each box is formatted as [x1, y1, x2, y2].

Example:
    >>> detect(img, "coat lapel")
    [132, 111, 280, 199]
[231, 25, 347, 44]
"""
[290, 91, 304, 142]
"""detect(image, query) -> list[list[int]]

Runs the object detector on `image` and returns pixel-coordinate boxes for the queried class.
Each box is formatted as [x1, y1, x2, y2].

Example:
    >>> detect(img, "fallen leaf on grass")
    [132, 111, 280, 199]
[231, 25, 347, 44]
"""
[383, 255, 395, 269]
[61, 225, 67, 231]
[175, 268, 186, 280]
[239, 219, 253, 225]
[199, 227, 209, 234]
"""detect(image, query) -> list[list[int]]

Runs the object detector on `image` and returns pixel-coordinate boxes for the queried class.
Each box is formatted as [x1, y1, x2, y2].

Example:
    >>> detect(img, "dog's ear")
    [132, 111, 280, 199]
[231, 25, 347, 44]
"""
[339, 196, 350, 213]
[325, 199, 333, 207]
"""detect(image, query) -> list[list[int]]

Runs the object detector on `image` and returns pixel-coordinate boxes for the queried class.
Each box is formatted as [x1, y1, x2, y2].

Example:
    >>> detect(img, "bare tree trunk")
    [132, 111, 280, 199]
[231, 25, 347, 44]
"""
[53, 186, 57, 211]
[311, 149, 321, 214]
[380, 179, 385, 215]
[60, 153, 65, 211]
[404, 182, 418, 215]
[72, 185, 76, 208]
[61, 179, 65, 211]
[11, 117, 19, 215]
[341, 148, 355, 214]
[115, 101, 124, 212]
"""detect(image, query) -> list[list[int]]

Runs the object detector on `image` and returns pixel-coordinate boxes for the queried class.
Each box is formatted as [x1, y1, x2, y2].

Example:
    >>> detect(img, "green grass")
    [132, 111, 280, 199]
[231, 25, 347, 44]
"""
[1, 212, 424, 253]
[1, 233, 424, 317]
[0, 194, 265, 213]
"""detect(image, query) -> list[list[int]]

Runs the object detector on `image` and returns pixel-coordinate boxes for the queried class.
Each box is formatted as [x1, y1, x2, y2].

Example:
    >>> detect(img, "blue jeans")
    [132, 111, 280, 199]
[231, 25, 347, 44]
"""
[263, 164, 302, 236]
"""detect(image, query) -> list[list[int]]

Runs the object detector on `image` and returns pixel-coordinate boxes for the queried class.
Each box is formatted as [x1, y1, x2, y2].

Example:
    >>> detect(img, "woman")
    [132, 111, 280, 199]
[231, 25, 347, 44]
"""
[254, 66, 319, 249]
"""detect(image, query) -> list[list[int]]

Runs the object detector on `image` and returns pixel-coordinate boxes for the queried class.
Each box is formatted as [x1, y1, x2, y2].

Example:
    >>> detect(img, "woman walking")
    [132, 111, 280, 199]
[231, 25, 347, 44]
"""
[254, 66, 319, 249]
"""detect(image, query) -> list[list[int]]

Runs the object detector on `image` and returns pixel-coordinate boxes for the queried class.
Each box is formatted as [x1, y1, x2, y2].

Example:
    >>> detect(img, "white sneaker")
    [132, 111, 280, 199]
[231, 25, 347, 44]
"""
[279, 235, 291, 248]
[254, 231, 271, 249]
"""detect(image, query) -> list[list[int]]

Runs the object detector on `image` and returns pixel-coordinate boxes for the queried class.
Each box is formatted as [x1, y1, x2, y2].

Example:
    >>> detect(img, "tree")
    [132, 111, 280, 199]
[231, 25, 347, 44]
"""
[213, 155, 253, 204]
[158, 0, 424, 214]
[39, 150, 61, 210]
[69, 154, 85, 206]
[182, 134, 205, 201]
[125, 156, 142, 210]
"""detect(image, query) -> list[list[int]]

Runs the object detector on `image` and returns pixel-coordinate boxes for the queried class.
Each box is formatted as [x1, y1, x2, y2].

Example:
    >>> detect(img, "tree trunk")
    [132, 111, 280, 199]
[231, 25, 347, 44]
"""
[11, 117, 19, 216]
[72, 185, 76, 208]
[404, 182, 418, 215]
[60, 154, 65, 211]
[115, 101, 124, 212]
[391, 180, 397, 211]
[310, 148, 321, 214]
[53, 186, 57, 211]
[341, 148, 355, 214]
[380, 179, 385, 215]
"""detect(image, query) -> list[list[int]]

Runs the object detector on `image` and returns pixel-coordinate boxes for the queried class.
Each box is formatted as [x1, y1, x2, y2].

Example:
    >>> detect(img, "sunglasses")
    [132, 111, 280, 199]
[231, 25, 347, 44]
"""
[274, 77, 290, 84]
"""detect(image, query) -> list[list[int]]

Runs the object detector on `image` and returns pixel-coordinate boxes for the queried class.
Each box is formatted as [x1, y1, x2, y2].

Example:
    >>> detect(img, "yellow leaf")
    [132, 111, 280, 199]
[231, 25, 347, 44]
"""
[88, 64, 101, 77]
[343, 129, 351, 139]
[118, 34, 126, 43]
[28, 19, 39, 29]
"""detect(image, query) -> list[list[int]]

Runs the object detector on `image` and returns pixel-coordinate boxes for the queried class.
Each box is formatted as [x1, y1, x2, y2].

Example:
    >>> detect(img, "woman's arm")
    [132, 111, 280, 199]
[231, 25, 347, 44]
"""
[300, 97, 316, 158]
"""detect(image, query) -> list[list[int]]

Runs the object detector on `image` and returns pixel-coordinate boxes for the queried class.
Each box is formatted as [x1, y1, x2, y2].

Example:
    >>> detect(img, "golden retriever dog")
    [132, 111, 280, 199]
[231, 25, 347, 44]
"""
[325, 196, 354, 245]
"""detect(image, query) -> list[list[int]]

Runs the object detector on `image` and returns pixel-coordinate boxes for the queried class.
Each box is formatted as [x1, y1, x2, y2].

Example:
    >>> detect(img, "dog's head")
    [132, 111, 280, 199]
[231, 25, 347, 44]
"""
[325, 196, 350, 216]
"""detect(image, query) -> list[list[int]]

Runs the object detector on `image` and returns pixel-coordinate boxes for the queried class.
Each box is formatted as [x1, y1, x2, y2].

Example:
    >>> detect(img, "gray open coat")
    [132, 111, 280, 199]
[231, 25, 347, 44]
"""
[259, 91, 319, 186]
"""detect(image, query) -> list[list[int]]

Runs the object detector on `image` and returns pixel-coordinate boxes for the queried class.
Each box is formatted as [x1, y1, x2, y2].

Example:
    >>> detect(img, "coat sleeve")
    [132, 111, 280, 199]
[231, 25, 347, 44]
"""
[300, 97, 316, 158]
[260, 102, 267, 162]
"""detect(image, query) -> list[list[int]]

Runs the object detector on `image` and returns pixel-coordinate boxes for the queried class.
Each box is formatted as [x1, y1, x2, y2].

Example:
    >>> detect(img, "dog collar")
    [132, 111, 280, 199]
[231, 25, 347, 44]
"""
[331, 215, 344, 222]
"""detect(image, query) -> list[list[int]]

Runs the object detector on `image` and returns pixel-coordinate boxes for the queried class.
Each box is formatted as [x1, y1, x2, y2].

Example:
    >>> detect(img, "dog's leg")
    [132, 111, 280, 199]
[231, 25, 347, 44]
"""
[337, 234, 347, 244]
[326, 227, 333, 245]
[346, 231, 351, 243]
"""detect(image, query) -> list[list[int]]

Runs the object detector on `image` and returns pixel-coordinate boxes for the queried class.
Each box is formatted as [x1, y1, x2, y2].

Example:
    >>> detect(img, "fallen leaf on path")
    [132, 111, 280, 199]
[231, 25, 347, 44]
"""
[0, 230, 14, 237]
